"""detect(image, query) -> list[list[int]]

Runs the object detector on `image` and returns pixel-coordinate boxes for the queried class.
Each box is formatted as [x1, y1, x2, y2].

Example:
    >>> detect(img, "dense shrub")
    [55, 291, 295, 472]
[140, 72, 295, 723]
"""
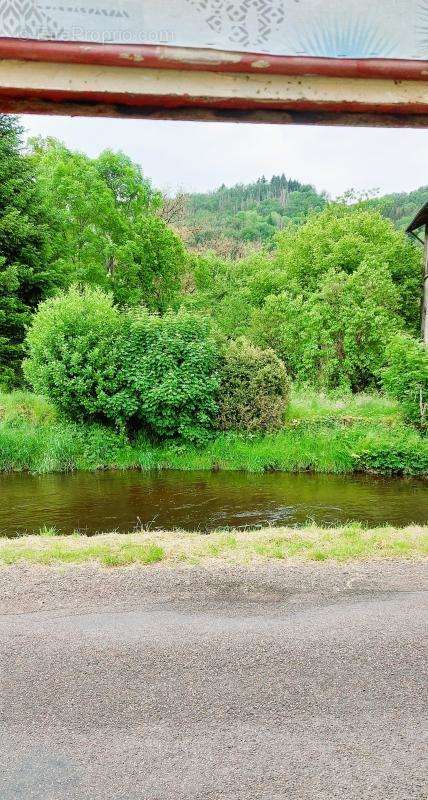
[217, 339, 290, 431]
[382, 333, 428, 430]
[24, 287, 220, 441]
[117, 309, 220, 441]
[354, 429, 428, 475]
[23, 287, 123, 425]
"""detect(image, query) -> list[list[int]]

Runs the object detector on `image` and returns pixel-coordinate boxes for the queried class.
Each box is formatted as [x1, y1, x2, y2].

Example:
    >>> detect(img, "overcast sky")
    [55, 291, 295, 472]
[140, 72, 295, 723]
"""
[21, 115, 426, 199]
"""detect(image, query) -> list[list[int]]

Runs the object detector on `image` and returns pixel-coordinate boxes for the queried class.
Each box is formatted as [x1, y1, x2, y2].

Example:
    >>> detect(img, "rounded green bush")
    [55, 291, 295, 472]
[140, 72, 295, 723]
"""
[24, 287, 221, 441]
[217, 338, 290, 432]
[23, 286, 123, 426]
[117, 309, 220, 441]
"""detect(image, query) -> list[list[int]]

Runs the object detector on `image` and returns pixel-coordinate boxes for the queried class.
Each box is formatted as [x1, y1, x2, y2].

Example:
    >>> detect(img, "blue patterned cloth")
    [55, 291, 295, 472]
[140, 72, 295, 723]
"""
[0, 1, 426, 60]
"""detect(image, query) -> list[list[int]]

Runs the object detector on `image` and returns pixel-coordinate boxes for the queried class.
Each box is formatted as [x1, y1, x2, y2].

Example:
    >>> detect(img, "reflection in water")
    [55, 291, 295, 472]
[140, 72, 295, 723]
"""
[1, 470, 427, 537]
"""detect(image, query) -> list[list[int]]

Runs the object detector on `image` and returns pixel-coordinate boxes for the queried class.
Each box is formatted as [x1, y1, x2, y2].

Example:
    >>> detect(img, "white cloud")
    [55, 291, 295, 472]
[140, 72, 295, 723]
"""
[21, 115, 427, 198]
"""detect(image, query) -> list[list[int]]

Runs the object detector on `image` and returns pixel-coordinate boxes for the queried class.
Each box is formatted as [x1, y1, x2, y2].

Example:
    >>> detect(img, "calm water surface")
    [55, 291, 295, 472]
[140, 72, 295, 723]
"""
[1, 470, 427, 537]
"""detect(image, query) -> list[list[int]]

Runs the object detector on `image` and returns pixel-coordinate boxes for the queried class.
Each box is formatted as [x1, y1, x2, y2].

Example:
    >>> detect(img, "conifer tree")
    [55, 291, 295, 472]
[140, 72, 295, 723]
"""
[0, 115, 55, 386]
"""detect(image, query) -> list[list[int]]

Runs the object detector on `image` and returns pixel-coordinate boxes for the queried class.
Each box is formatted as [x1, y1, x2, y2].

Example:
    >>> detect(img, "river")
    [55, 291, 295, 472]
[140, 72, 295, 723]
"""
[1, 470, 426, 537]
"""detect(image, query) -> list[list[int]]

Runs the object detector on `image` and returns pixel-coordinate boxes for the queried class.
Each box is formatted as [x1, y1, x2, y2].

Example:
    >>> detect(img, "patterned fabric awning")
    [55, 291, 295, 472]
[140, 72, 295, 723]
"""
[0, 1, 426, 60]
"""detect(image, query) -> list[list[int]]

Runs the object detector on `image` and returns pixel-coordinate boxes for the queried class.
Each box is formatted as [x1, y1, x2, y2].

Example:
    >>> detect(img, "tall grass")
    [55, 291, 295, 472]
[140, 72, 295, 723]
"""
[0, 391, 57, 426]
[0, 391, 426, 476]
[287, 387, 402, 423]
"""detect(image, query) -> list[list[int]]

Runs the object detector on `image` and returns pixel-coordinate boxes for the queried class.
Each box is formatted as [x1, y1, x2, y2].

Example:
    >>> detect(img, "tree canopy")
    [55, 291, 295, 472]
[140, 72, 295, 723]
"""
[274, 204, 421, 330]
[0, 117, 57, 387]
[186, 204, 423, 391]
[30, 138, 186, 311]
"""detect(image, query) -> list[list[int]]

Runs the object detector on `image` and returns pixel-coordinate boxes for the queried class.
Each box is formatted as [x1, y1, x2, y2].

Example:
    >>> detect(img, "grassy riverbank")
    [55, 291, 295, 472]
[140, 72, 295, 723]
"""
[1, 525, 426, 567]
[0, 390, 427, 476]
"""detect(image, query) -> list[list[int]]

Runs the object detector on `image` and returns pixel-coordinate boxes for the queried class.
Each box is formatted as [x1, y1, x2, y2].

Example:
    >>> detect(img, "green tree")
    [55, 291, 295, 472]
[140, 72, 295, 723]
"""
[298, 261, 400, 391]
[30, 139, 186, 311]
[184, 251, 287, 338]
[184, 175, 327, 250]
[365, 185, 428, 231]
[274, 204, 421, 331]
[111, 215, 186, 311]
[250, 291, 305, 377]
[252, 261, 401, 391]
[184, 175, 425, 251]
[0, 116, 56, 387]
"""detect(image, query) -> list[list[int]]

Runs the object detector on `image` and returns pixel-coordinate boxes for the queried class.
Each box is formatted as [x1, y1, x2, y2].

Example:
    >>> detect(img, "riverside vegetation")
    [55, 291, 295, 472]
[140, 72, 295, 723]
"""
[1, 388, 427, 476]
[0, 115, 427, 479]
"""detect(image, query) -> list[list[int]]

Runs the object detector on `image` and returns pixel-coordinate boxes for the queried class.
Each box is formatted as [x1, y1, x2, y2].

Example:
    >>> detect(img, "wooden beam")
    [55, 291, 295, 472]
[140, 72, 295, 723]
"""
[0, 58, 427, 126]
[1, 39, 428, 82]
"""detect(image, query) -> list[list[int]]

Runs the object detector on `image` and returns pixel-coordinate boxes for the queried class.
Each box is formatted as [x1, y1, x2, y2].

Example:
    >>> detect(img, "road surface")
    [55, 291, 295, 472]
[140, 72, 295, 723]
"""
[0, 560, 426, 799]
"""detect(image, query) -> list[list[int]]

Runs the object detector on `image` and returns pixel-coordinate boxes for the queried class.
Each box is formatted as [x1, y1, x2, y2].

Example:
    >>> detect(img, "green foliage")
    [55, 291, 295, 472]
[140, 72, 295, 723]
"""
[354, 427, 428, 475]
[185, 205, 421, 393]
[30, 138, 186, 310]
[0, 116, 58, 387]
[252, 260, 401, 391]
[287, 387, 402, 424]
[184, 250, 289, 338]
[117, 309, 220, 442]
[0, 413, 426, 476]
[299, 261, 400, 391]
[382, 334, 428, 429]
[274, 204, 421, 330]
[217, 339, 290, 431]
[23, 286, 123, 426]
[23, 287, 220, 441]
[186, 174, 327, 248]
[111, 214, 186, 311]
[0, 387, 425, 477]
[0, 391, 57, 426]
[185, 176, 426, 251]
[0, 124, 188, 386]
[250, 292, 305, 376]
[365, 185, 428, 231]
[0, 118, 424, 460]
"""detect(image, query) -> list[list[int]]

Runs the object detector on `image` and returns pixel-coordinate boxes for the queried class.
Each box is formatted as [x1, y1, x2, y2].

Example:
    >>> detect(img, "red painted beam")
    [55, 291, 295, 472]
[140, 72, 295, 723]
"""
[0, 38, 427, 82]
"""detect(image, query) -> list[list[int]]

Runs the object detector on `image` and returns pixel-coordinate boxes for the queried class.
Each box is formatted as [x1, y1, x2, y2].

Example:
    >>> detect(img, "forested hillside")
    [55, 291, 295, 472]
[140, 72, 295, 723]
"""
[366, 186, 428, 231]
[184, 176, 427, 251]
[184, 175, 327, 250]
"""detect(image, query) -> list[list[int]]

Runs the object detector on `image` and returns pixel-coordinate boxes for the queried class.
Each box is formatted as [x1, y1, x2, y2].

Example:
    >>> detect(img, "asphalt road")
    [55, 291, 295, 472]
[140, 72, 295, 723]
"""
[0, 561, 426, 799]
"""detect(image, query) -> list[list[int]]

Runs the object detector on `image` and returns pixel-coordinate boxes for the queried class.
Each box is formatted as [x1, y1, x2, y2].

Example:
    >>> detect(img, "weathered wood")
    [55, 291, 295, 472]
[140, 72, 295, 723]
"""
[1, 94, 428, 128]
[1, 40, 428, 82]
[0, 58, 427, 126]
